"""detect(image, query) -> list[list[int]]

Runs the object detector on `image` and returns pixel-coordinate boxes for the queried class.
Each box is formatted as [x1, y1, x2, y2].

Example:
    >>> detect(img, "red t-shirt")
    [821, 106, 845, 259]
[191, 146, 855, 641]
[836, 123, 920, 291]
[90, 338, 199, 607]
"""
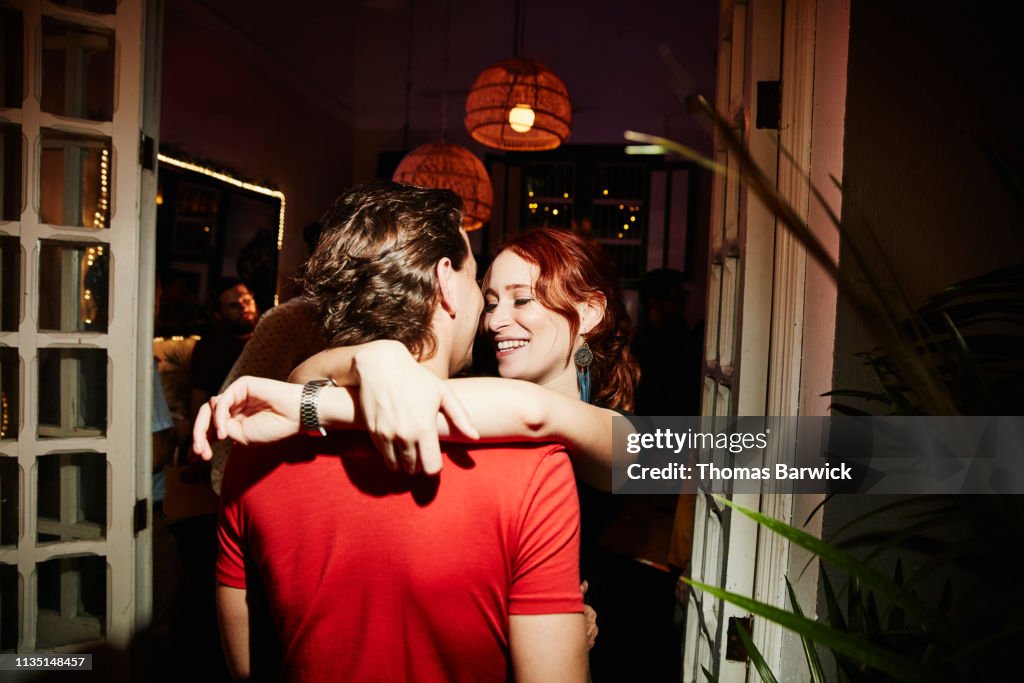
[217, 432, 583, 682]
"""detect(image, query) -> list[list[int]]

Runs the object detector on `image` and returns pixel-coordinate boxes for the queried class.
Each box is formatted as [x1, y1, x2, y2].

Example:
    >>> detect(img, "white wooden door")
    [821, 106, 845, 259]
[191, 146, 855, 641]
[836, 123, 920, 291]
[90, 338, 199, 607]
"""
[683, 0, 847, 680]
[0, 1, 158, 679]
[682, 0, 782, 680]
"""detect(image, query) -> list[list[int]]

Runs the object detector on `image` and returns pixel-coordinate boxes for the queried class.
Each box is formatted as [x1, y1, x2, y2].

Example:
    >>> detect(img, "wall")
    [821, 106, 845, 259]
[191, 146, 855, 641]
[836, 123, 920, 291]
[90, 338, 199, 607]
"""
[823, 0, 1024, 665]
[832, 1, 1024, 402]
[159, 0, 720, 296]
[160, 0, 356, 295]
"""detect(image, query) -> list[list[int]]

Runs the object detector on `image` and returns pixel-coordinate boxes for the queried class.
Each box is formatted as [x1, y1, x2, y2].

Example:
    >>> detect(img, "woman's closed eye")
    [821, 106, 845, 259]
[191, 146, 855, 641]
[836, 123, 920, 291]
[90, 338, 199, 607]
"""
[514, 298, 534, 307]
[483, 301, 497, 313]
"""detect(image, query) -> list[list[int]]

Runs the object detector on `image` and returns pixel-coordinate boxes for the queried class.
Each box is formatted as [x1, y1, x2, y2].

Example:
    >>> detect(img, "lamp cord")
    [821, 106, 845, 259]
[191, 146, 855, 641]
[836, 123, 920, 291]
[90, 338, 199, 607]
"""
[513, 0, 526, 58]
[441, 0, 450, 142]
[403, 0, 416, 150]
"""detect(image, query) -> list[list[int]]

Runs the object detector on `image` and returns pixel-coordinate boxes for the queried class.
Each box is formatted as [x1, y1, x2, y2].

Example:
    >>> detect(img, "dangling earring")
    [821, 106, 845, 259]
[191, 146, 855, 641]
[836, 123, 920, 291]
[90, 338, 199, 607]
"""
[574, 340, 593, 404]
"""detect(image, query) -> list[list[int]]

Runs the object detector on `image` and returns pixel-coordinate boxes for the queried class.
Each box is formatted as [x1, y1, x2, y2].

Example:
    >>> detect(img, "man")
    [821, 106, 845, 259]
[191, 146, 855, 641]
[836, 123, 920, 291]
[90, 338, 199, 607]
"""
[188, 277, 259, 422]
[213, 182, 588, 682]
[177, 275, 258, 681]
[208, 222, 327, 496]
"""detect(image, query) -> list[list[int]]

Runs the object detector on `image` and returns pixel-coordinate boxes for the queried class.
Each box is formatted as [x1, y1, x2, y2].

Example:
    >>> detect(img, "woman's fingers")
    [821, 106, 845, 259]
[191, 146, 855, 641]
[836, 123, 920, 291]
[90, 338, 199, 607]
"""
[192, 402, 213, 460]
[584, 605, 598, 650]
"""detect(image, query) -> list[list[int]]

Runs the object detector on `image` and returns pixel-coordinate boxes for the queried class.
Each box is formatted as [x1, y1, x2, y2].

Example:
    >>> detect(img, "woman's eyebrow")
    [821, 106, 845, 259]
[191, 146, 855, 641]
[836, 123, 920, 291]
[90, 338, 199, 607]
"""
[483, 283, 534, 299]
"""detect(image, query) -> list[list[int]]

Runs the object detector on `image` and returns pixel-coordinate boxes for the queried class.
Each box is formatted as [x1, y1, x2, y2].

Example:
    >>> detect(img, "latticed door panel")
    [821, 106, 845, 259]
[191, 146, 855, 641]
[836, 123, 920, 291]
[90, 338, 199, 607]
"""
[0, 1, 155, 677]
[683, 0, 781, 680]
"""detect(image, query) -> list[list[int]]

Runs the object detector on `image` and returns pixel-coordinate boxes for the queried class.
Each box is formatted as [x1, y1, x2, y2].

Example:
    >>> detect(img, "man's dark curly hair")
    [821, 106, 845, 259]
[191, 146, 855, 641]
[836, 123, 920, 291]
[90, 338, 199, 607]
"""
[297, 181, 468, 360]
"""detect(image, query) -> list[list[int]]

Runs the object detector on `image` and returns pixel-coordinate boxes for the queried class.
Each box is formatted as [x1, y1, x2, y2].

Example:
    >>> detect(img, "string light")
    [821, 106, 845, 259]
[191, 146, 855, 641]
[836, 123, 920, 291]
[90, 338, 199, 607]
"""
[158, 154, 287, 251]
[1, 391, 8, 439]
[94, 148, 110, 229]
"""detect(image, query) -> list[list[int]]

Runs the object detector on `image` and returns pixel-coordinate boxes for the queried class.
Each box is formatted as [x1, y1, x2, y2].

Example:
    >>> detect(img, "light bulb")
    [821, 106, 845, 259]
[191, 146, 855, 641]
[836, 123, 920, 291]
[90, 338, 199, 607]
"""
[508, 104, 535, 133]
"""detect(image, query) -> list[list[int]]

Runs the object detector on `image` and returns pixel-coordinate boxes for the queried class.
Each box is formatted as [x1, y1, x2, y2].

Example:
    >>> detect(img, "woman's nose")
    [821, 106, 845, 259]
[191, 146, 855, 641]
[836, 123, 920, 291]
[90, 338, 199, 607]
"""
[485, 304, 510, 331]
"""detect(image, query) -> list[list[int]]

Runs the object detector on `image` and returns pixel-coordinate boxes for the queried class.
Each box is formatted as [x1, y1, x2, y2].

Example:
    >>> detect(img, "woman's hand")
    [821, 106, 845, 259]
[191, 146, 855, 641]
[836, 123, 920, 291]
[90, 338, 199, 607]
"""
[192, 376, 303, 460]
[353, 342, 478, 475]
[582, 581, 598, 650]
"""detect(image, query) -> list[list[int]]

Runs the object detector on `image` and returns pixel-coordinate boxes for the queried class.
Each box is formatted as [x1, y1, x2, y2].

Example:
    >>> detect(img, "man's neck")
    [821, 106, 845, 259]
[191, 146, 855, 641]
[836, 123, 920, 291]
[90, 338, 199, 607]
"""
[417, 352, 450, 380]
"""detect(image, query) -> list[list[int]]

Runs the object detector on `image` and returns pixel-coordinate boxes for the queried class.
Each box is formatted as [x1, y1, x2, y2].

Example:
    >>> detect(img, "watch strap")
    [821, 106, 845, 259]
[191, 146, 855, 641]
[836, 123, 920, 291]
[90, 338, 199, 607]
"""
[300, 378, 335, 436]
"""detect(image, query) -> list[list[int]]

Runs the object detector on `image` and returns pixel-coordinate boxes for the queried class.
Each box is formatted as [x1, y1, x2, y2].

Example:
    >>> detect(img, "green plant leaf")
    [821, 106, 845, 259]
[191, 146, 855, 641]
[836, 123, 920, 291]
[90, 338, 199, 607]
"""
[940, 312, 996, 413]
[701, 665, 719, 683]
[683, 577, 924, 681]
[714, 495, 946, 636]
[786, 578, 827, 683]
[821, 569, 847, 632]
[821, 389, 892, 403]
[973, 135, 1024, 214]
[735, 620, 779, 683]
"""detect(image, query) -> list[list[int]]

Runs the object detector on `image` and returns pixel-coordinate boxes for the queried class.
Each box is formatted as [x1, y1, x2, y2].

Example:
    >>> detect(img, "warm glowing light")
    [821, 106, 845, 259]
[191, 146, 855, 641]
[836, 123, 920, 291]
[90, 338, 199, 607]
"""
[508, 104, 536, 133]
[528, 191, 534, 197]
[156, 193, 164, 206]
[563, 193, 569, 199]
[158, 154, 286, 251]
[630, 216, 636, 222]
[602, 189, 609, 196]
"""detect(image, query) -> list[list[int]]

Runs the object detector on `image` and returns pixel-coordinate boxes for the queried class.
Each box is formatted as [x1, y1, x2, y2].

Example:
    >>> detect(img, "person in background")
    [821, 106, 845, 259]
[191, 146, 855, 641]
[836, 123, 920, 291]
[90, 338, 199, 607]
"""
[631, 267, 701, 417]
[188, 277, 259, 422]
[208, 222, 327, 495]
[171, 276, 258, 682]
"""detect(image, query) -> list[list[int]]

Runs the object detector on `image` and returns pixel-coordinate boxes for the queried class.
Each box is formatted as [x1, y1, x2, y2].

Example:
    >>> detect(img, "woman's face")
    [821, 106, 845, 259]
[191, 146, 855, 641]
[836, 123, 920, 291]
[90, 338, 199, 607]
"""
[482, 250, 575, 387]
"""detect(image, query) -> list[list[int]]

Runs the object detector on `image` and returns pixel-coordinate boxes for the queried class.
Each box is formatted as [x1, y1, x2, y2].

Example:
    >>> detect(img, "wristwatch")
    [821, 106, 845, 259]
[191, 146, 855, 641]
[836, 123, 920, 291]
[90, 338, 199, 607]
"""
[300, 378, 336, 436]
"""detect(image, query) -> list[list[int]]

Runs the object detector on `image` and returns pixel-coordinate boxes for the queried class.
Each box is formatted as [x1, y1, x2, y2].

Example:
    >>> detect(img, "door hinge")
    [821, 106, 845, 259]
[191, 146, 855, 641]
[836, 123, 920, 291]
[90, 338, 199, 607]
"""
[140, 133, 156, 171]
[726, 615, 753, 661]
[756, 80, 781, 130]
[134, 499, 148, 535]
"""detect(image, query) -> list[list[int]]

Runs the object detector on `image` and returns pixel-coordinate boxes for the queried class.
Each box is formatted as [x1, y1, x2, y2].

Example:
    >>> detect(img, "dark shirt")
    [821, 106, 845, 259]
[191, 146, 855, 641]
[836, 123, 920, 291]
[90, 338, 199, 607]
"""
[632, 320, 702, 416]
[188, 326, 252, 398]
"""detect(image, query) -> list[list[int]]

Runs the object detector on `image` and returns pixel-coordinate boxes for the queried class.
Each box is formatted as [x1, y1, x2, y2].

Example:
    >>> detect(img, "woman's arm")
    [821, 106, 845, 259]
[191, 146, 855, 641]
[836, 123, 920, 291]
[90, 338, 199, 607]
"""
[194, 373, 630, 491]
[437, 378, 620, 491]
[287, 339, 406, 385]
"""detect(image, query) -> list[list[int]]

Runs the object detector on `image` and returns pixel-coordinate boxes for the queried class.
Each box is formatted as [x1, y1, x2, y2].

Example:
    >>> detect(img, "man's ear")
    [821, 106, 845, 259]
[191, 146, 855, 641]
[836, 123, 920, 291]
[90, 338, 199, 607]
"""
[436, 257, 458, 316]
[577, 294, 607, 336]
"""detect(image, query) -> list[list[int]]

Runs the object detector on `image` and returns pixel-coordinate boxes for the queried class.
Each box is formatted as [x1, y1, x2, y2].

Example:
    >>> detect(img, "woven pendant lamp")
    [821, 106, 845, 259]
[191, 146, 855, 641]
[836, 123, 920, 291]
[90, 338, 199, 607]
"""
[392, 143, 493, 231]
[464, 58, 571, 151]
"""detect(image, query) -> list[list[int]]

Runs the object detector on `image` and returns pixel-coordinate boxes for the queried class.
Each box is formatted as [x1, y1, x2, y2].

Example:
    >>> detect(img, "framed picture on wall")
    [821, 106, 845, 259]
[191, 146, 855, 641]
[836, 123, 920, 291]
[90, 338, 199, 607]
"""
[155, 153, 283, 336]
